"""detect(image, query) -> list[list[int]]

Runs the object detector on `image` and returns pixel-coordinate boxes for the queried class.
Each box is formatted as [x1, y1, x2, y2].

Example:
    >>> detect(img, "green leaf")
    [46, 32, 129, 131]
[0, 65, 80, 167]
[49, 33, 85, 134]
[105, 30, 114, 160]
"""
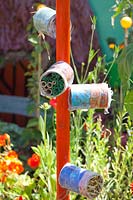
[47, 151, 53, 168]
[31, 146, 40, 155]
[35, 45, 43, 53]
[124, 90, 133, 120]
[117, 43, 133, 95]
[39, 115, 45, 134]
[26, 118, 38, 128]
[28, 36, 38, 45]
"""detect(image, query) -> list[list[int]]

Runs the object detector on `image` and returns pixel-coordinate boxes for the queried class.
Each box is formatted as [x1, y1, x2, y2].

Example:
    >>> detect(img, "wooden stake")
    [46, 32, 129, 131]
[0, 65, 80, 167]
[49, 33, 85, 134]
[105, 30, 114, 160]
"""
[56, 0, 70, 200]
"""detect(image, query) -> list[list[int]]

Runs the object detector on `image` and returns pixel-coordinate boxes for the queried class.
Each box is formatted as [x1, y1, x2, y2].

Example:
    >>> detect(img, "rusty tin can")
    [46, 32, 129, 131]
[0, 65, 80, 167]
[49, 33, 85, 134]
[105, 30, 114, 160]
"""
[59, 163, 103, 199]
[69, 83, 113, 111]
[33, 7, 56, 38]
[40, 61, 74, 97]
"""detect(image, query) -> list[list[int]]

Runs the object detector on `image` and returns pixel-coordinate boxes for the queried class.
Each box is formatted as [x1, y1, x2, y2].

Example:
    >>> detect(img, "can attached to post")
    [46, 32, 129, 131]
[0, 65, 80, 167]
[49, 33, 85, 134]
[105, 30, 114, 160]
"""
[40, 61, 74, 97]
[69, 83, 113, 111]
[59, 163, 103, 199]
[33, 6, 56, 38]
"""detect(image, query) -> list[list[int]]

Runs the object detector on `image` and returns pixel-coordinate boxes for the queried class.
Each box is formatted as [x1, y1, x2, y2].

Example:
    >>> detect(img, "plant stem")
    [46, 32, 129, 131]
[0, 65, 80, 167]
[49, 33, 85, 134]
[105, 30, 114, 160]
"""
[83, 21, 95, 81]
[36, 37, 41, 118]
[43, 109, 47, 144]
[120, 85, 123, 112]
[70, 47, 81, 83]
[102, 59, 115, 83]
[124, 28, 128, 47]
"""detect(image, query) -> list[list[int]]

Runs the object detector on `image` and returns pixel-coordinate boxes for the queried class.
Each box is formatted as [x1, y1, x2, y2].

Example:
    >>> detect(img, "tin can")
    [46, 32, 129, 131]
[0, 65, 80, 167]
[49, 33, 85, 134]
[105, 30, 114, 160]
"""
[33, 7, 56, 38]
[40, 61, 74, 97]
[59, 163, 103, 199]
[69, 83, 113, 111]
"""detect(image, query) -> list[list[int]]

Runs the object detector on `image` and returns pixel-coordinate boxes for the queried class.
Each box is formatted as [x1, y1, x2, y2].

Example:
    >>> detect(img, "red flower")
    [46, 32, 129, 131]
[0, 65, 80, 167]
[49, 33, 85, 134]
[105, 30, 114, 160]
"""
[27, 153, 40, 169]
[49, 98, 57, 109]
[130, 182, 133, 194]
[14, 196, 23, 200]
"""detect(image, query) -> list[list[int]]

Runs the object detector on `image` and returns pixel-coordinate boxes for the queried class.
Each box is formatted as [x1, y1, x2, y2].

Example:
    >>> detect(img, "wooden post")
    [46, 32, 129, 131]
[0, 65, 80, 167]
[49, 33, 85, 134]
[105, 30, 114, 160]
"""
[56, 0, 70, 200]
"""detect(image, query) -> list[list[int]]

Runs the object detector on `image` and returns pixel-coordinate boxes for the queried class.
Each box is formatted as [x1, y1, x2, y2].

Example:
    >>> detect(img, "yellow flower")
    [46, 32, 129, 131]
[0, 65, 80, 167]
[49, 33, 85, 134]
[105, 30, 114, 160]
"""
[108, 43, 115, 49]
[120, 16, 132, 29]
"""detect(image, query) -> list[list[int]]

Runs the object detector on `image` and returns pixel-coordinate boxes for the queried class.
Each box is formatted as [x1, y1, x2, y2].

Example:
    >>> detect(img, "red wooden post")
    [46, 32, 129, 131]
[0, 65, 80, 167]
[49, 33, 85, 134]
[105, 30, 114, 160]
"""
[56, 0, 70, 200]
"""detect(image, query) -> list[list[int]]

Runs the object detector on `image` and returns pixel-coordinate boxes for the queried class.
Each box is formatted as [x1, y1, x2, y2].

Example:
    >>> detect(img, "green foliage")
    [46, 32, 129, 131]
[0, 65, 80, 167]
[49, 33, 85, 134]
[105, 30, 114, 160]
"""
[1, 2, 133, 199]
[26, 9, 51, 118]
[0, 104, 56, 200]
[70, 109, 133, 200]
[28, 104, 56, 200]
[71, 16, 105, 84]
[124, 90, 133, 120]
[112, 0, 133, 19]
[117, 43, 133, 96]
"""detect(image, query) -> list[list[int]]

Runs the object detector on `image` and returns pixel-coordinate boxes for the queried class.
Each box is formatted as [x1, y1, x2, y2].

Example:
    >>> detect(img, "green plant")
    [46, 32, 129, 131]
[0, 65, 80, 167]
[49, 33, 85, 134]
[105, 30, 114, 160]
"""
[0, 103, 56, 200]
[112, 0, 133, 21]
[111, 1, 133, 118]
[26, 103, 56, 200]
[71, 16, 105, 84]
[69, 107, 133, 199]
[26, 3, 51, 118]
[1, 3, 133, 199]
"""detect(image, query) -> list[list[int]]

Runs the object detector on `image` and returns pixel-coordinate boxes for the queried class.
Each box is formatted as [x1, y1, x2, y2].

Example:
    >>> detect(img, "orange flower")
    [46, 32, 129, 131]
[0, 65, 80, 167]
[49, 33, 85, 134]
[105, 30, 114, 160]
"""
[0, 173, 7, 182]
[7, 150, 18, 158]
[119, 43, 124, 49]
[109, 43, 115, 49]
[27, 153, 40, 169]
[8, 161, 24, 174]
[0, 133, 10, 146]
[0, 135, 6, 147]
[130, 182, 133, 194]
[0, 160, 7, 172]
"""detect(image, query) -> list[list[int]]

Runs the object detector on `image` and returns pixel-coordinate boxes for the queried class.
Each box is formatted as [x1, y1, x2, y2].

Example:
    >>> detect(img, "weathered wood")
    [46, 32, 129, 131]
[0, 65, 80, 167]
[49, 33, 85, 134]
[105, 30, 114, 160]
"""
[0, 95, 33, 116]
